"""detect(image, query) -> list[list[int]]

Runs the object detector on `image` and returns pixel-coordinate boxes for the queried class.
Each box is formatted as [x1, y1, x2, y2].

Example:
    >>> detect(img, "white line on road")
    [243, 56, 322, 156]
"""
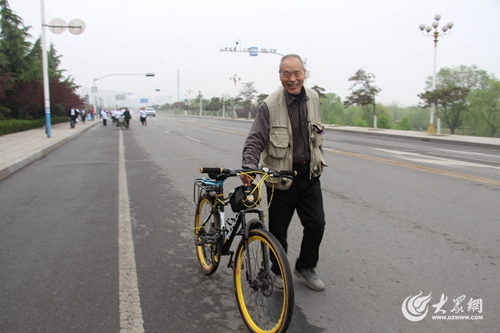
[118, 130, 145, 332]
[372, 148, 500, 170]
[186, 135, 202, 143]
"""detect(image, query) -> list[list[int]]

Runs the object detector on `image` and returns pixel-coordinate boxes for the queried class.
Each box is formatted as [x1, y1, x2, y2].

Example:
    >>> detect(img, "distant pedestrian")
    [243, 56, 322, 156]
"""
[81, 109, 86, 123]
[68, 107, 79, 128]
[100, 109, 108, 126]
[123, 108, 131, 128]
[139, 108, 147, 126]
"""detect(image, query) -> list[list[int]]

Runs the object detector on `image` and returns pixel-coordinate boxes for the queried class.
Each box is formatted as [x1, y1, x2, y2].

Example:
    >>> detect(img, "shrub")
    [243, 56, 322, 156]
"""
[354, 117, 368, 127]
[0, 116, 68, 136]
[398, 116, 413, 130]
[377, 114, 391, 129]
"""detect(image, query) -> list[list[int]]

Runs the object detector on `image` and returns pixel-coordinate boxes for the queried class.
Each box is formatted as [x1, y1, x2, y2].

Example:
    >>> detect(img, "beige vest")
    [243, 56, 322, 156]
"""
[261, 87, 326, 190]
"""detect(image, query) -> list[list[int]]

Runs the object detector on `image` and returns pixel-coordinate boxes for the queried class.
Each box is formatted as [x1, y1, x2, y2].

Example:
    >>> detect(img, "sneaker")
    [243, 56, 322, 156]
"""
[274, 275, 283, 290]
[294, 267, 325, 291]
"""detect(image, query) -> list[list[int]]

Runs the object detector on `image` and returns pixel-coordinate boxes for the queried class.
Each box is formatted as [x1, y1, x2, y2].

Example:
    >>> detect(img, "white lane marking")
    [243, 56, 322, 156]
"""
[434, 148, 500, 161]
[186, 135, 202, 143]
[373, 148, 500, 170]
[118, 130, 145, 332]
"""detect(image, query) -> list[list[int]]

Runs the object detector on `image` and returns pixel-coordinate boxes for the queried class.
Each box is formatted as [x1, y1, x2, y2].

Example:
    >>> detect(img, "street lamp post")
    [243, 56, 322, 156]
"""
[40, 0, 85, 138]
[229, 74, 240, 119]
[185, 89, 193, 116]
[92, 73, 154, 113]
[419, 14, 453, 135]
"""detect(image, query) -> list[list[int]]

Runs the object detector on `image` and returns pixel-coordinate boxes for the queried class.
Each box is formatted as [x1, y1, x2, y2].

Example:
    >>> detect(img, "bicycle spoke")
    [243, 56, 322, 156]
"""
[194, 194, 220, 275]
[234, 230, 293, 332]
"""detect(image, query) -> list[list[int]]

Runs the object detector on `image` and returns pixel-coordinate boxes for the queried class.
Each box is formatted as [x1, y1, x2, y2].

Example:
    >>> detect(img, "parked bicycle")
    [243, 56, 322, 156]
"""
[194, 167, 296, 333]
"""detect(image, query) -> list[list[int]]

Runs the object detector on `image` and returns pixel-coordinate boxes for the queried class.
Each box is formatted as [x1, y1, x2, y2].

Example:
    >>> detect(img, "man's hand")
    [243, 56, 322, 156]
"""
[239, 173, 255, 186]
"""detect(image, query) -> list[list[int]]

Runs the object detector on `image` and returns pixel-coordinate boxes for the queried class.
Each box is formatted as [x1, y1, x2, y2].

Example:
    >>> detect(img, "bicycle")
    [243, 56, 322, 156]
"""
[194, 167, 296, 333]
[117, 117, 126, 130]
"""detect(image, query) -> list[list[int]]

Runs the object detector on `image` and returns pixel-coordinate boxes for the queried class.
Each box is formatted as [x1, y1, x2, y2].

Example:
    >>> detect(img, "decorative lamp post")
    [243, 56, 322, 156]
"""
[40, 0, 85, 138]
[419, 14, 453, 135]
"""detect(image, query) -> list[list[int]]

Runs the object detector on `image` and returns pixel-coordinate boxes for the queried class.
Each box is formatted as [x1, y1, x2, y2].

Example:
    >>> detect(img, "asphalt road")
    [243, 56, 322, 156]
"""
[1, 114, 499, 333]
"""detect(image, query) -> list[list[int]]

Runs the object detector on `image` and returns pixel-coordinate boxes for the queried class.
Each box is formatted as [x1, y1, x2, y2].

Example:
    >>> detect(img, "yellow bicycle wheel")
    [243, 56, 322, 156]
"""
[233, 228, 294, 332]
[194, 194, 220, 275]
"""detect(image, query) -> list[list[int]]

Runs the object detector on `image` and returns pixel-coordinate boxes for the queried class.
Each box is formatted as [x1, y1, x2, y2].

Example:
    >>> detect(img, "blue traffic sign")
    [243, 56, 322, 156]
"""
[249, 47, 258, 56]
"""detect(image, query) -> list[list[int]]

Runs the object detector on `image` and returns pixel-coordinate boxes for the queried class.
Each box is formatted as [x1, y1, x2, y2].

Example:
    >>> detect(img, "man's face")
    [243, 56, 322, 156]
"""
[279, 57, 306, 95]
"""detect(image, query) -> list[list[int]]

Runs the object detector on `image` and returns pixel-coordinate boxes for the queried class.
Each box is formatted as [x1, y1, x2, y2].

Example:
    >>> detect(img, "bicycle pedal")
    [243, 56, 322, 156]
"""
[227, 251, 234, 268]
[203, 233, 219, 244]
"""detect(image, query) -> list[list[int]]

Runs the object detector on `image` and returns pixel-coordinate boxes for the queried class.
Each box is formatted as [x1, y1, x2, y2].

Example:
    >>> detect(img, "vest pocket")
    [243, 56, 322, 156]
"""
[269, 127, 289, 158]
[311, 121, 324, 147]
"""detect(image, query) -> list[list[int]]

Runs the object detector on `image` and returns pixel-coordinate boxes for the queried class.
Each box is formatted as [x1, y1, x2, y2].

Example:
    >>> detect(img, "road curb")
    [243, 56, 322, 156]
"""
[0, 122, 99, 182]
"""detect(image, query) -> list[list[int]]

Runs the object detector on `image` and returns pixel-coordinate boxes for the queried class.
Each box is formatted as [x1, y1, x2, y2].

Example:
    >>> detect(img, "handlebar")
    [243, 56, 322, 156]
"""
[200, 167, 296, 178]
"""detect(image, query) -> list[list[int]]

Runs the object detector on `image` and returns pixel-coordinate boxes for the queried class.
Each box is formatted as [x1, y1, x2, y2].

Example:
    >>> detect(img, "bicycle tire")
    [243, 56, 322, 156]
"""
[233, 228, 294, 333]
[194, 193, 221, 275]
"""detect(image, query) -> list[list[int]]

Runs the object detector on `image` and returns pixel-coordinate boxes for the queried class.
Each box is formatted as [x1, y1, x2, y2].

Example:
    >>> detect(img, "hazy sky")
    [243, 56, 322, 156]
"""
[8, 0, 500, 107]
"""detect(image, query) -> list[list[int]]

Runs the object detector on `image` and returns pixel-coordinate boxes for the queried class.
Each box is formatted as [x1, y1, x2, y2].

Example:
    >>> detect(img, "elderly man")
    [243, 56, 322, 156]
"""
[240, 54, 327, 291]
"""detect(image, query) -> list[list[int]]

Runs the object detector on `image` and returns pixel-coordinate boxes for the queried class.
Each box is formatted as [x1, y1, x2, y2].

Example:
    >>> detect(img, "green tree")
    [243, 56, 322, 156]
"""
[344, 105, 372, 126]
[205, 97, 222, 111]
[426, 65, 491, 91]
[238, 82, 257, 107]
[311, 85, 326, 99]
[465, 79, 500, 137]
[419, 86, 469, 134]
[238, 82, 258, 118]
[256, 93, 268, 106]
[397, 116, 413, 130]
[377, 114, 391, 129]
[423, 65, 493, 134]
[354, 117, 368, 127]
[320, 93, 344, 124]
[0, 0, 83, 120]
[0, 0, 34, 78]
[405, 106, 428, 131]
[344, 68, 382, 128]
[0, 0, 37, 118]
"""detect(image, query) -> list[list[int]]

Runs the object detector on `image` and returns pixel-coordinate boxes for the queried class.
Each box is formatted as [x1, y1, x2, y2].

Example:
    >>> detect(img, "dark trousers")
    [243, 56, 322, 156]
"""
[102, 119, 107, 126]
[268, 163, 325, 274]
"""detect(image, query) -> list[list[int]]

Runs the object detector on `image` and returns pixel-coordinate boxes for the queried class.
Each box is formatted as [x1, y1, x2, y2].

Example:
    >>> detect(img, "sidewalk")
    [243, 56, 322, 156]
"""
[1, 120, 499, 182]
[0, 120, 100, 182]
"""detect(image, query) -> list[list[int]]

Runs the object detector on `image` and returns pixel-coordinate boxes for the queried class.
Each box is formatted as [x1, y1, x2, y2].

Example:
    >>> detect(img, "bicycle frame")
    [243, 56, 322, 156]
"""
[194, 168, 296, 332]
[194, 178, 266, 266]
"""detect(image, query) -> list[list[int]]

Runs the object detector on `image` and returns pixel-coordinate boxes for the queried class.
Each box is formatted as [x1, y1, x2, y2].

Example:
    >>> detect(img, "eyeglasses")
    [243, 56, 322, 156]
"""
[280, 70, 304, 79]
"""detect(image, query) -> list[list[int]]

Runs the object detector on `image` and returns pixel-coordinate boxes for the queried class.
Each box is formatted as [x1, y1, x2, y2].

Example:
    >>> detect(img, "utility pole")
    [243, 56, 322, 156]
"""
[198, 91, 203, 116]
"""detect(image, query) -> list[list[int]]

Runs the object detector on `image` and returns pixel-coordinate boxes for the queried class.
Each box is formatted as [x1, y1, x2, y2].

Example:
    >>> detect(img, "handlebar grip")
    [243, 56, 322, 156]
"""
[279, 170, 297, 177]
[200, 167, 223, 174]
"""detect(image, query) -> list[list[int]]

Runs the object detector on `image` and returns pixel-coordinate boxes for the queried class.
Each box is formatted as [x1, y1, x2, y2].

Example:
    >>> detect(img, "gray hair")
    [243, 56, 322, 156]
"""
[279, 54, 305, 72]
